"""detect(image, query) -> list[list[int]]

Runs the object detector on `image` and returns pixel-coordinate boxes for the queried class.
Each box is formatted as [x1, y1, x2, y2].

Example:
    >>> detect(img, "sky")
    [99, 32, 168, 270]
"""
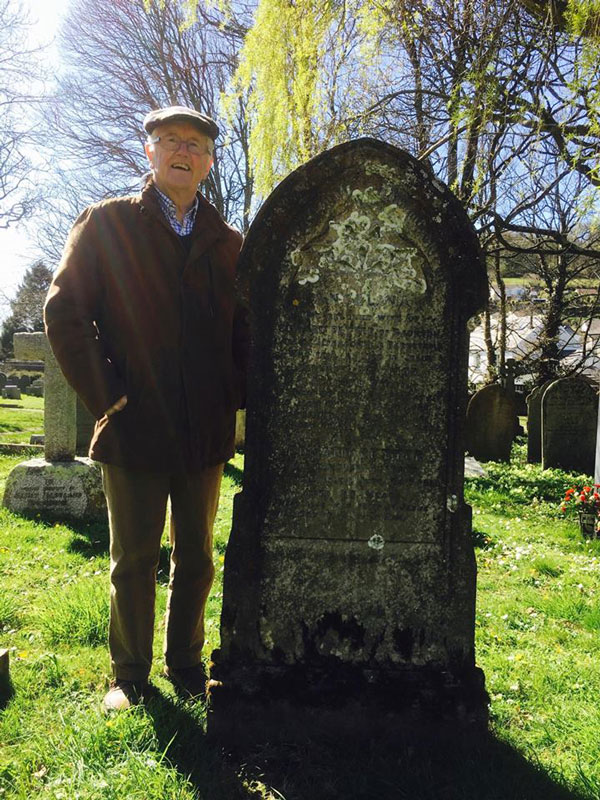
[0, 0, 69, 319]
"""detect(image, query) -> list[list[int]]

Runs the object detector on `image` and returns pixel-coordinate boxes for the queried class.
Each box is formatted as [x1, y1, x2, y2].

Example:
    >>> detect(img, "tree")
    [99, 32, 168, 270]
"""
[0, 260, 53, 358]
[0, 0, 45, 227]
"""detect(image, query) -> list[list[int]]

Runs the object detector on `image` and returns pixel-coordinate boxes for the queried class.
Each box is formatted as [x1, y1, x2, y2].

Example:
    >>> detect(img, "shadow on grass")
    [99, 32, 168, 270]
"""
[472, 527, 496, 549]
[145, 692, 251, 800]
[66, 519, 110, 558]
[0, 674, 14, 710]
[145, 695, 590, 800]
[225, 461, 243, 487]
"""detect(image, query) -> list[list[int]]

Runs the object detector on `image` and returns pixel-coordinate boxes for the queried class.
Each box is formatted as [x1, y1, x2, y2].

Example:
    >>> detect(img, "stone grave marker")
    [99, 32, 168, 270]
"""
[2, 332, 106, 521]
[542, 377, 598, 475]
[465, 384, 518, 462]
[0, 373, 6, 389]
[2, 386, 21, 400]
[27, 378, 44, 397]
[76, 396, 96, 456]
[526, 381, 553, 463]
[208, 138, 489, 738]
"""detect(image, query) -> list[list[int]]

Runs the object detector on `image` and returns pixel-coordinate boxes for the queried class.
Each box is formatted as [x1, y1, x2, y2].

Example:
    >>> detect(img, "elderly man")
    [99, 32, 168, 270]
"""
[44, 106, 248, 711]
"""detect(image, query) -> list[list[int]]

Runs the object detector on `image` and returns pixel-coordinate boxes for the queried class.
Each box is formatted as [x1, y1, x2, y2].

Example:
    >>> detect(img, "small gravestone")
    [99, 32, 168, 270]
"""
[30, 434, 44, 445]
[0, 373, 6, 389]
[7, 373, 19, 385]
[465, 384, 517, 462]
[2, 386, 21, 400]
[542, 377, 597, 475]
[208, 138, 489, 738]
[18, 375, 31, 390]
[526, 381, 553, 463]
[28, 378, 44, 397]
[3, 333, 106, 522]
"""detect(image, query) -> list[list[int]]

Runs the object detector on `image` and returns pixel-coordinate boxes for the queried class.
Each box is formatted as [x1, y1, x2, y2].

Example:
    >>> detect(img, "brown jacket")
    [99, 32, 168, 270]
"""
[44, 178, 248, 471]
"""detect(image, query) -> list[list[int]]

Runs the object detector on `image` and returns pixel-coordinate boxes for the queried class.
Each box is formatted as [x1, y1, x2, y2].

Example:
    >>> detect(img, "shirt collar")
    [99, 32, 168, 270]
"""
[153, 185, 199, 236]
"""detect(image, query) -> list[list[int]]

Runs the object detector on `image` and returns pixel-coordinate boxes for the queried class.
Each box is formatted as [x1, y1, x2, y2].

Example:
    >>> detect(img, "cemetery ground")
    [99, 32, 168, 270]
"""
[0, 401, 599, 798]
[0, 394, 43, 446]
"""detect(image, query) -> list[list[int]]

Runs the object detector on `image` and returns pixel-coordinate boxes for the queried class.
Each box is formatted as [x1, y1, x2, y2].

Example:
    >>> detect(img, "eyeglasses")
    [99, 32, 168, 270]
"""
[150, 134, 212, 156]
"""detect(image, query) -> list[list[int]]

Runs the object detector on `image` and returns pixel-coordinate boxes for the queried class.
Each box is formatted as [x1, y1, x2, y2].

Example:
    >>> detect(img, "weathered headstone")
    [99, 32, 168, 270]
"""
[2, 386, 21, 400]
[0, 373, 6, 389]
[27, 378, 44, 397]
[18, 375, 31, 391]
[3, 333, 106, 521]
[525, 381, 553, 463]
[208, 138, 489, 738]
[465, 384, 518, 462]
[542, 377, 598, 475]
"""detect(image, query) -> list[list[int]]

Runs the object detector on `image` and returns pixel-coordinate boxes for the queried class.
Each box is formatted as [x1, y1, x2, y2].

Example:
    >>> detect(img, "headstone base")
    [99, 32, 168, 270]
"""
[3, 457, 107, 522]
[207, 660, 488, 743]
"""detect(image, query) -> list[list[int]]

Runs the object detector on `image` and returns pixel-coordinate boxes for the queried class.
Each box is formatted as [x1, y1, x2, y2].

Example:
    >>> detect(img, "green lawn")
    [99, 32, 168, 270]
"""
[0, 395, 44, 444]
[0, 401, 598, 798]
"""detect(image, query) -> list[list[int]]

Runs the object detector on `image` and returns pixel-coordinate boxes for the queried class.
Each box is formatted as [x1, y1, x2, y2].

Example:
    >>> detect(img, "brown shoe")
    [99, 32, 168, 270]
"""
[103, 679, 150, 711]
[164, 664, 207, 699]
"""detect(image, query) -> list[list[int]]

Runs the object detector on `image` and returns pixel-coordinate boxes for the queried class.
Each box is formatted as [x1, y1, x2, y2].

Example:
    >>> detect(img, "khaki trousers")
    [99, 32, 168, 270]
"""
[101, 462, 224, 682]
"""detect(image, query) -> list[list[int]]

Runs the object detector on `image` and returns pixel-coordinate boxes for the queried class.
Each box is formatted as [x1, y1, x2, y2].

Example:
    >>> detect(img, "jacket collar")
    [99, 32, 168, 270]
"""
[139, 176, 229, 256]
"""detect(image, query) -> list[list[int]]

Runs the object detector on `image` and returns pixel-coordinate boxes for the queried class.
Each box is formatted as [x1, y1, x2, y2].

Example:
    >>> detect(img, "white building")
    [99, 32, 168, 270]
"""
[469, 312, 600, 385]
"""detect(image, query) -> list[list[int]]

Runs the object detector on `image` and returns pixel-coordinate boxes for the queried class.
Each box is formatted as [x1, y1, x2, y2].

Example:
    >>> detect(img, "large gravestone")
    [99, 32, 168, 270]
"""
[465, 384, 518, 463]
[3, 333, 106, 521]
[208, 139, 489, 738]
[542, 377, 597, 475]
[526, 381, 553, 463]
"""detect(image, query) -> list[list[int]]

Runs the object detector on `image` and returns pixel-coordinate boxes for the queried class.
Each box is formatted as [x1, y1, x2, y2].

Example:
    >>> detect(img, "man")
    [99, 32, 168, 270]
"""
[44, 106, 248, 711]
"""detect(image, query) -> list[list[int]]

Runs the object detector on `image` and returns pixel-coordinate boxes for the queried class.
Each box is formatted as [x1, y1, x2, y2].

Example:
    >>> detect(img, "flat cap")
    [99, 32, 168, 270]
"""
[143, 105, 220, 140]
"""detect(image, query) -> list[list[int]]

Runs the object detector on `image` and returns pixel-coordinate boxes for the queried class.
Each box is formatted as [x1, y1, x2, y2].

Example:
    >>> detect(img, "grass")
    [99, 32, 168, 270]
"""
[0, 394, 44, 444]
[0, 396, 599, 797]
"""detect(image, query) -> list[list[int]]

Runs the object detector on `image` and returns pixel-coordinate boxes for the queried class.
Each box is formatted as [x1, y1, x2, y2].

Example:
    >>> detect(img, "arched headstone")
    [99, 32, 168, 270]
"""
[542, 377, 597, 475]
[465, 384, 518, 463]
[526, 381, 553, 463]
[208, 138, 489, 736]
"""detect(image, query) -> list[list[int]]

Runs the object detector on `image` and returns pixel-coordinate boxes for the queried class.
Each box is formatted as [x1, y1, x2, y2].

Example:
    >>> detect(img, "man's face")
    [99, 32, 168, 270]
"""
[144, 121, 214, 199]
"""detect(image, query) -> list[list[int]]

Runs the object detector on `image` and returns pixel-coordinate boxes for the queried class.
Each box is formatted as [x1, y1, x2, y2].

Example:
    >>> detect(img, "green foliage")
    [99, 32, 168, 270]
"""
[227, 0, 333, 196]
[0, 590, 20, 631]
[39, 578, 109, 647]
[566, 0, 600, 37]
[465, 441, 591, 512]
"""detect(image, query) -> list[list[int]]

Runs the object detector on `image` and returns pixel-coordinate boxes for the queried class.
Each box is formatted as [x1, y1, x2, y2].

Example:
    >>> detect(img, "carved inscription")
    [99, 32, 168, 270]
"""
[10, 476, 87, 514]
[264, 186, 451, 544]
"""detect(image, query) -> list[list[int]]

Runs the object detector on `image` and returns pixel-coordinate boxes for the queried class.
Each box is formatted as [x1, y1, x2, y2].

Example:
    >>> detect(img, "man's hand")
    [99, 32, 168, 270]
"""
[105, 395, 128, 417]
